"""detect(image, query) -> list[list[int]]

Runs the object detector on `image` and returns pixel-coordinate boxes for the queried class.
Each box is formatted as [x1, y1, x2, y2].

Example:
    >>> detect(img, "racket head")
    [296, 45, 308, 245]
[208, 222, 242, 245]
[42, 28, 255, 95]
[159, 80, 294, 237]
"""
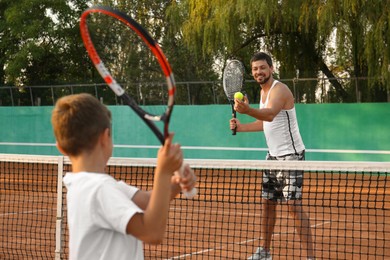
[79, 5, 176, 144]
[222, 59, 245, 101]
[223, 59, 244, 135]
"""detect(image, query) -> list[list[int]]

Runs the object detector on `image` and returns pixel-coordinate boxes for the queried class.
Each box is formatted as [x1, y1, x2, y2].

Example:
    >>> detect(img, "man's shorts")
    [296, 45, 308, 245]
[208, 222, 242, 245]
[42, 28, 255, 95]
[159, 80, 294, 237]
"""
[261, 151, 305, 202]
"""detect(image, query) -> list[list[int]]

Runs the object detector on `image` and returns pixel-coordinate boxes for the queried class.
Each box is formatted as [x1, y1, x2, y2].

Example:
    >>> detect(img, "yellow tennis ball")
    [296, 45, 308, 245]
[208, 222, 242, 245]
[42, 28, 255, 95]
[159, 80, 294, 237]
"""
[234, 92, 244, 100]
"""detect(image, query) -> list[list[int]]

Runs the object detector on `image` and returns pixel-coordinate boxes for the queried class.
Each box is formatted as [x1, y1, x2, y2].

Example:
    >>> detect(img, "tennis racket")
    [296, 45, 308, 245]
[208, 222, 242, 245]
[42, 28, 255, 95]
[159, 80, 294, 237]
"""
[80, 6, 196, 199]
[222, 59, 245, 135]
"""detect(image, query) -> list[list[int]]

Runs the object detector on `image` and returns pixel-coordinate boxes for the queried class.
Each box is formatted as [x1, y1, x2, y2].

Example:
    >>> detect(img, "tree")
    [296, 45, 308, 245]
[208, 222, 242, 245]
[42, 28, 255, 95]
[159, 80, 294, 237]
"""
[0, 0, 219, 105]
[365, 1, 390, 95]
[169, 0, 389, 103]
[0, 0, 91, 104]
[316, 0, 389, 102]
[90, 0, 219, 104]
[1, 0, 89, 85]
[1, 0, 388, 104]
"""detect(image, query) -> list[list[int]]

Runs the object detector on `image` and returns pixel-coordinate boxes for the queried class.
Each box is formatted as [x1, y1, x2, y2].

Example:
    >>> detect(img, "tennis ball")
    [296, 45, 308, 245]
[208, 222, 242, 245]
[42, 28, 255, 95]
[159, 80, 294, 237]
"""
[234, 92, 244, 100]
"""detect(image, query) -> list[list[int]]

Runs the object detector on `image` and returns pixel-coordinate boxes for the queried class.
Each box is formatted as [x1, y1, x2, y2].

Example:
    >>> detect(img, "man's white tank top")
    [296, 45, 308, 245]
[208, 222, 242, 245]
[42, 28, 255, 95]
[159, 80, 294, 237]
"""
[259, 80, 305, 157]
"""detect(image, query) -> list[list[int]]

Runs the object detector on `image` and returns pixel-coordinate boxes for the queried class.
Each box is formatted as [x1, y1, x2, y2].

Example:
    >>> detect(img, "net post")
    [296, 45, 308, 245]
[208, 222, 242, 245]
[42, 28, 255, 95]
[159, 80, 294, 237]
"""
[55, 156, 65, 260]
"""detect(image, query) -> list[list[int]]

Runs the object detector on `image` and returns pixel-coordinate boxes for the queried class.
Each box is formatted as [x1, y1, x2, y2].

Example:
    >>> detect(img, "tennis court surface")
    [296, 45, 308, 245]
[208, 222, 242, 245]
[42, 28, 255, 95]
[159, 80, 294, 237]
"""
[1, 154, 389, 259]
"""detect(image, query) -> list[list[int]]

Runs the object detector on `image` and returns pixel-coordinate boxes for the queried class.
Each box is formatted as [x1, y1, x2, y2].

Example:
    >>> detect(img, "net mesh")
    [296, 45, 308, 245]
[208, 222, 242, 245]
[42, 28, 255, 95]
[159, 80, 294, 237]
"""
[1, 154, 389, 260]
[0, 156, 58, 260]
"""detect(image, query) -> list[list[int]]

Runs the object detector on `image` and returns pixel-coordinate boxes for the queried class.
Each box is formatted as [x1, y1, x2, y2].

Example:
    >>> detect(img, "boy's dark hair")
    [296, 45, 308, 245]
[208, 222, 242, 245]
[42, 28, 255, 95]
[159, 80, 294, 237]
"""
[52, 93, 111, 156]
[250, 52, 273, 67]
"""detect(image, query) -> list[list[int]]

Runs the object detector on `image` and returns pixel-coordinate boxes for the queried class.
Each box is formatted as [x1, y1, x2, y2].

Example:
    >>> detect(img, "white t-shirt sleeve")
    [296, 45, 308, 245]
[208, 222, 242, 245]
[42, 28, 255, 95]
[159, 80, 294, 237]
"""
[116, 180, 139, 199]
[94, 180, 143, 234]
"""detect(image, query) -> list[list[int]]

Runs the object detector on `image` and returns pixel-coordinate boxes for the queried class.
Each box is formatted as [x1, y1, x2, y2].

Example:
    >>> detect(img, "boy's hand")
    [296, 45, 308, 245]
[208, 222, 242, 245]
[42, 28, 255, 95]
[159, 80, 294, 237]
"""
[157, 133, 183, 175]
[172, 164, 197, 192]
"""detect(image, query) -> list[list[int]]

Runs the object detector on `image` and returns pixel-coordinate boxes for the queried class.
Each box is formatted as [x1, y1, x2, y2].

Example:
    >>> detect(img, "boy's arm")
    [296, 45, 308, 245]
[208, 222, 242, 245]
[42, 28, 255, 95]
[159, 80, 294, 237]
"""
[125, 133, 184, 244]
[130, 177, 185, 210]
[131, 163, 196, 210]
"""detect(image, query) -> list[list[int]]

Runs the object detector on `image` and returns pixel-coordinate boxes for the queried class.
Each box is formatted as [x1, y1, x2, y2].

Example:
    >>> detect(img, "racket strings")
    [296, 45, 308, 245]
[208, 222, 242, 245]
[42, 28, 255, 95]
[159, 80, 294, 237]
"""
[224, 65, 244, 99]
[87, 12, 168, 109]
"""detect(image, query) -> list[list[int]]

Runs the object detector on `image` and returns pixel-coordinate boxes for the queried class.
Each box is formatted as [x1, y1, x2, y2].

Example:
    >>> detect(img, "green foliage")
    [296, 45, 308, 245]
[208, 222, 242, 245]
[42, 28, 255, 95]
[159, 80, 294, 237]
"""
[0, 0, 219, 105]
[0, 0, 388, 104]
[315, 0, 389, 101]
[170, 0, 389, 103]
[1, 0, 90, 87]
[365, 1, 389, 87]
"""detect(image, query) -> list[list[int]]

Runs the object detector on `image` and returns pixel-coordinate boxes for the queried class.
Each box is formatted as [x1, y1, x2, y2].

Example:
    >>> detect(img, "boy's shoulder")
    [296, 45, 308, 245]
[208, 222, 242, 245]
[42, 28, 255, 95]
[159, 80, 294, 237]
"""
[63, 172, 115, 188]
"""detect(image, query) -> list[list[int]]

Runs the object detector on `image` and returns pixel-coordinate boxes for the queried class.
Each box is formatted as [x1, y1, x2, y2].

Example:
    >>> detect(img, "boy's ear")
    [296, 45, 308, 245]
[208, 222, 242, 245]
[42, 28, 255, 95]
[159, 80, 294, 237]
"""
[106, 127, 111, 137]
[102, 128, 111, 143]
[56, 141, 68, 156]
[97, 128, 110, 147]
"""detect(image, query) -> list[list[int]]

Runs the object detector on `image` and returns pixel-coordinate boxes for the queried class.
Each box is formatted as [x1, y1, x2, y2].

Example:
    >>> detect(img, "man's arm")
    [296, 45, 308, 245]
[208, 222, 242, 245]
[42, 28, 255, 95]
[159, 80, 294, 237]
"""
[231, 119, 263, 132]
[235, 83, 291, 122]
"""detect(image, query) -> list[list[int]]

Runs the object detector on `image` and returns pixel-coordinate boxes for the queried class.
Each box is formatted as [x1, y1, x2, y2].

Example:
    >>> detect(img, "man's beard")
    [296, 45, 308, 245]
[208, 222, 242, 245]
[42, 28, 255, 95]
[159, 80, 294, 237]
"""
[259, 74, 271, 85]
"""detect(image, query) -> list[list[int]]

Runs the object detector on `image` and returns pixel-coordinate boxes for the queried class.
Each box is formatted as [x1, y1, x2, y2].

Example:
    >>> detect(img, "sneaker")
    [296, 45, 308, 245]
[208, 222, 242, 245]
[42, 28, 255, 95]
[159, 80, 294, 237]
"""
[248, 247, 272, 260]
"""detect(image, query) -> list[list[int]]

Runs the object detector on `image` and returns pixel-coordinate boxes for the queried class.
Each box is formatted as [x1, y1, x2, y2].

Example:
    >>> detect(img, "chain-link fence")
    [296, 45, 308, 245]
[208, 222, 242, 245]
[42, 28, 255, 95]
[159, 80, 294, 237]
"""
[0, 77, 389, 106]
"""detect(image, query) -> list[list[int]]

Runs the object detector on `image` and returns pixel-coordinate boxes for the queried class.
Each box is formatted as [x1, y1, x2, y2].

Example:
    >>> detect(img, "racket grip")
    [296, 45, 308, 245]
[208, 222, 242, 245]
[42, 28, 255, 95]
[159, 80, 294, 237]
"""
[174, 163, 197, 199]
[232, 126, 237, 135]
[232, 110, 237, 135]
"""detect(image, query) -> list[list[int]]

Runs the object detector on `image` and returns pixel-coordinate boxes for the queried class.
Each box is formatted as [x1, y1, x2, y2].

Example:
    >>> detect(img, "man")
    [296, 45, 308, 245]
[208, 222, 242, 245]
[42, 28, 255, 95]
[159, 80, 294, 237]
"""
[230, 52, 315, 260]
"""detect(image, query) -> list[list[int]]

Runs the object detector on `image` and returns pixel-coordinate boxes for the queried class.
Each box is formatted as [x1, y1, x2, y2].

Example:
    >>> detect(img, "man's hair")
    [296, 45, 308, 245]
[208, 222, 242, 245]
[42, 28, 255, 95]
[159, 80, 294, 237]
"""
[52, 93, 112, 156]
[250, 52, 273, 67]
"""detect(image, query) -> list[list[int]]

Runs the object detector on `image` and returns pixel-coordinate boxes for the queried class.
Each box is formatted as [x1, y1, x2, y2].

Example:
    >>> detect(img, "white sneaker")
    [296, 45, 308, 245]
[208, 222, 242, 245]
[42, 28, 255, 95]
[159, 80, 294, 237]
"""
[248, 247, 272, 260]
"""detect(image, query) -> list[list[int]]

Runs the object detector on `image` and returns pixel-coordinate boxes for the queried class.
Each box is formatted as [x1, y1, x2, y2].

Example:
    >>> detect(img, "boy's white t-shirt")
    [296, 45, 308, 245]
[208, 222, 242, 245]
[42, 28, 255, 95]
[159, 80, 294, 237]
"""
[63, 172, 144, 260]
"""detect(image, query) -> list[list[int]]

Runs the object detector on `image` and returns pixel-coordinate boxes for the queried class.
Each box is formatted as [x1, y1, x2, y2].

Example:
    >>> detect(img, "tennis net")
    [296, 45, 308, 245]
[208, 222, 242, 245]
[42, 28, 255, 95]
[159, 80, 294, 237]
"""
[0, 154, 389, 259]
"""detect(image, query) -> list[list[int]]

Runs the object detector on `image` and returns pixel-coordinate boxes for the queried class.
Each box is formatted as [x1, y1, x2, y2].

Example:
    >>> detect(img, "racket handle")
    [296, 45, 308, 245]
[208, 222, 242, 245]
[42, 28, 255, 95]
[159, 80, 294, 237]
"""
[232, 110, 237, 135]
[174, 163, 197, 199]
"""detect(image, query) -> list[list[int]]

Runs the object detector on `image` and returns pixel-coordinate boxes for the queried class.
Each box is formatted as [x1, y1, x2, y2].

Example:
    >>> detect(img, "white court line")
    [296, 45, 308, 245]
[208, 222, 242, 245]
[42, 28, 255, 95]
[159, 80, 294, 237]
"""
[1, 142, 389, 155]
[166, 207, 332, 260]
[170, 206, 336, 221]
[0, 208, 53, 217]
[166, 221, 331, 259]
[3, 206, 334, 259]
[170, 207, 262, 218]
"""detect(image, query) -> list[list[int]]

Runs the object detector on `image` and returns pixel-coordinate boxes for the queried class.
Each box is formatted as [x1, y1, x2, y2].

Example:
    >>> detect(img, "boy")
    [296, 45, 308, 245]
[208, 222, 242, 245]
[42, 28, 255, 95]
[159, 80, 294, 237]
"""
[52, 93, 196, 260]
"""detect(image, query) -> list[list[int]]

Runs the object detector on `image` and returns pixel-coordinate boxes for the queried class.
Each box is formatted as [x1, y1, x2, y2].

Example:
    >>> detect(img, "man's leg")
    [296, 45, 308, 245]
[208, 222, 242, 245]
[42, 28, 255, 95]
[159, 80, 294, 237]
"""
[260, 199, 277, 250]
[248, 199, 277, 259]
[287, 201, 315, 259]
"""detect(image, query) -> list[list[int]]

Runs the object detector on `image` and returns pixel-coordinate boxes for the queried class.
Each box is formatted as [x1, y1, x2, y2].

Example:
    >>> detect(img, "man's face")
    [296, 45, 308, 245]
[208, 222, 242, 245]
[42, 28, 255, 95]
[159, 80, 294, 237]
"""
[251, 60, 273, 85]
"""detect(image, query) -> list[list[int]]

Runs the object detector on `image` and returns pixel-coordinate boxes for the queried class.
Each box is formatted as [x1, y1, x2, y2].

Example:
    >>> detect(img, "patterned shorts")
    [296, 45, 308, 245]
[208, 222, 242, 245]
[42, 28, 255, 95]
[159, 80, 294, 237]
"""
[261, 151, 305, 202]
